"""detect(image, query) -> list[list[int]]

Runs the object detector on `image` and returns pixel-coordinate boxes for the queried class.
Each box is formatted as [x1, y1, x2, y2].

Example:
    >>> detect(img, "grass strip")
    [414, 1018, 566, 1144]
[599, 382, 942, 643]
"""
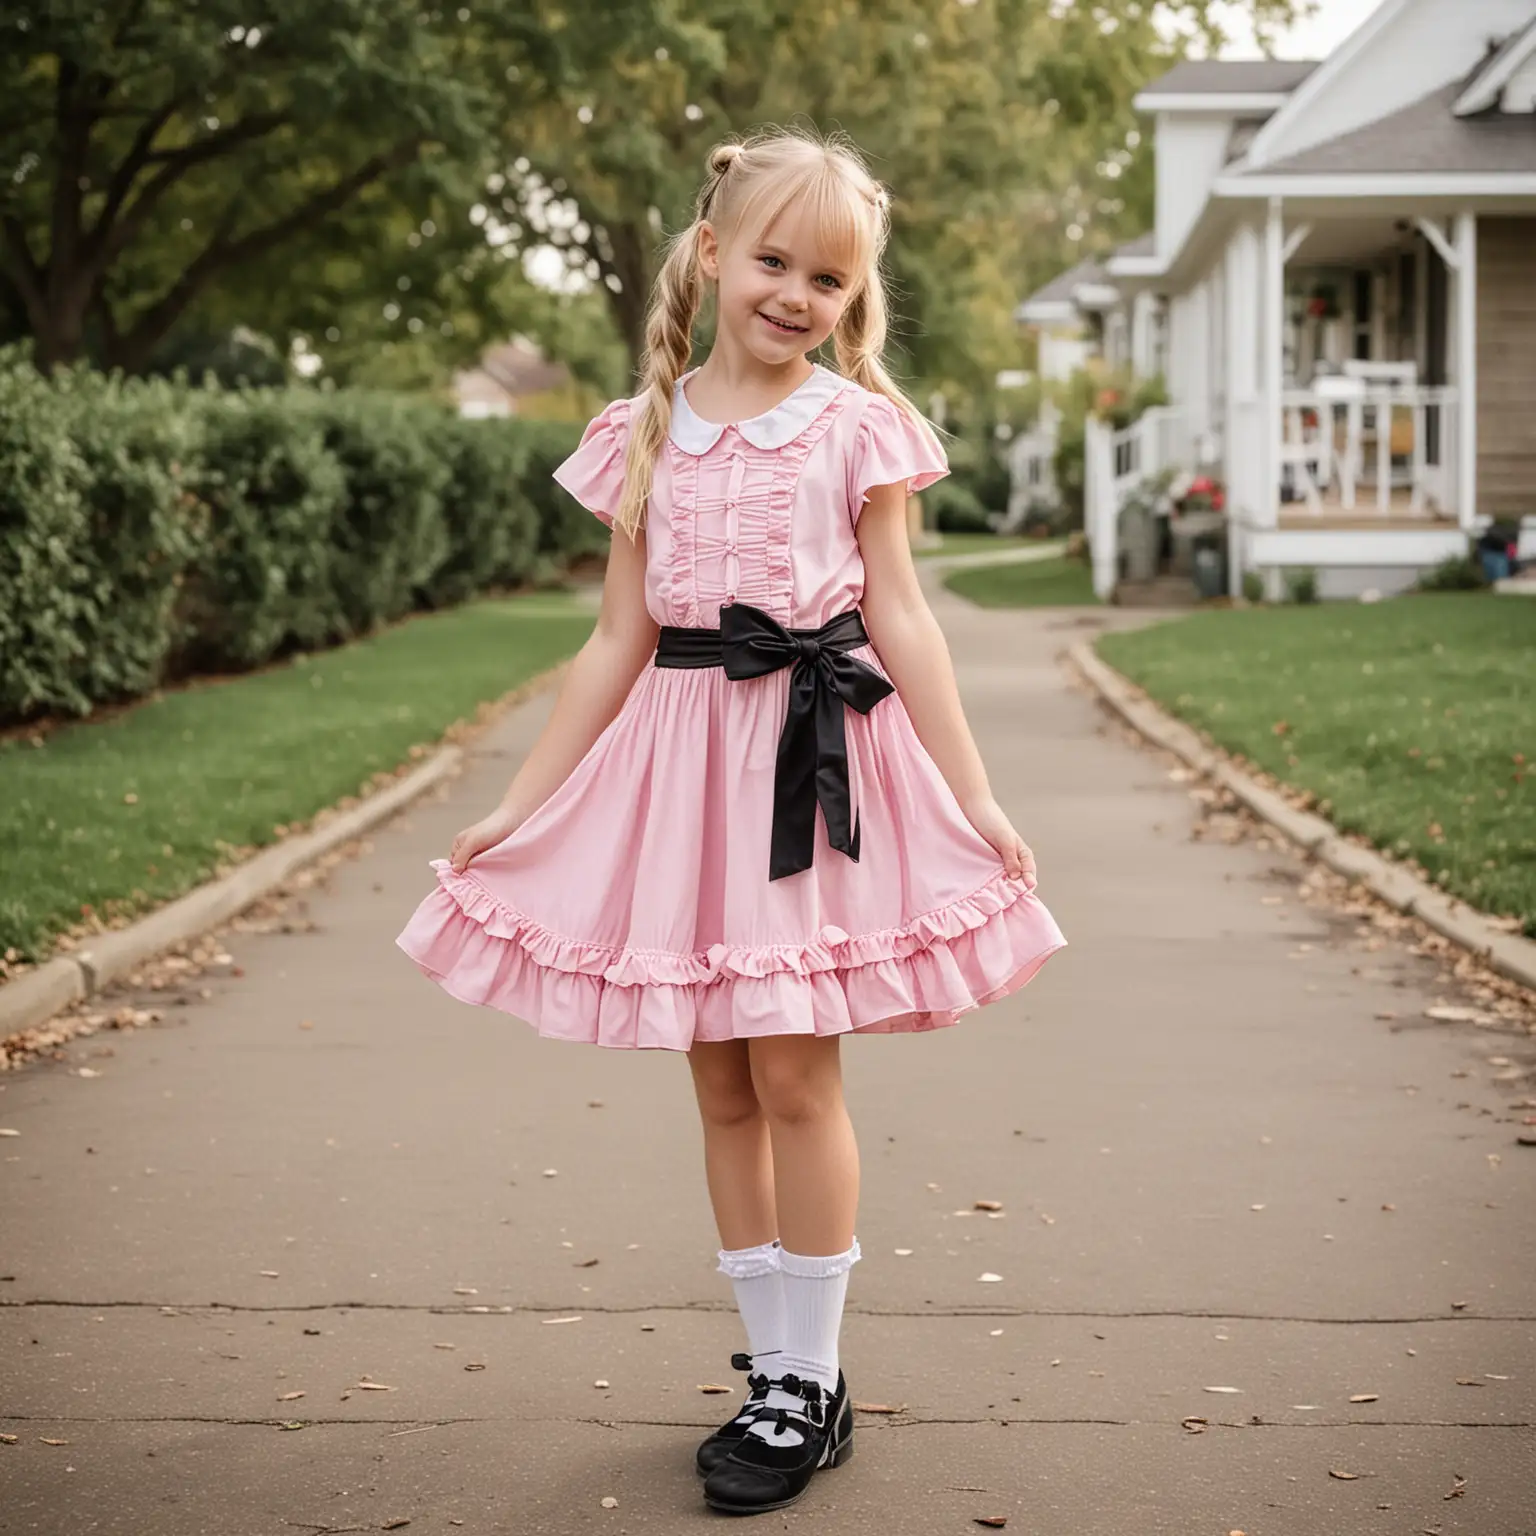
[913, 532, 1042, 559]
[943, 553, 1097, 607]
[1, 593, 596, 964]
[1096, 594, 1535, 931]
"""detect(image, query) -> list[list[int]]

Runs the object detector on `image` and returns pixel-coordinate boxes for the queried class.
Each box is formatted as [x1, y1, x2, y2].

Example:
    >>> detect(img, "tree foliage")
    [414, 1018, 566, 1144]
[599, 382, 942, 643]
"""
[1, 0, 1303, 400]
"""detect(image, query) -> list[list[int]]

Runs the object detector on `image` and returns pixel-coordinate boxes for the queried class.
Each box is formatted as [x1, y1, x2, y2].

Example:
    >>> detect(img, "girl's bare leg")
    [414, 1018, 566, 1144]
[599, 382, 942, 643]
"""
[686, 1038, 778, 1249]
[747, 1034, 859, 1254]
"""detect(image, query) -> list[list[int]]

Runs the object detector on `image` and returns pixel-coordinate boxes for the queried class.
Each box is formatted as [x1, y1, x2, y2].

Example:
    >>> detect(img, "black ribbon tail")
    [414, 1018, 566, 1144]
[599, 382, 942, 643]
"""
[769, 658, 820, 879]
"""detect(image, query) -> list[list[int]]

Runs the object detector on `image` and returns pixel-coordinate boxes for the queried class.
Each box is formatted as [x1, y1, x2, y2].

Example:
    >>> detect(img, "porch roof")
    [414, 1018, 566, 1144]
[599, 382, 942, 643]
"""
[1136, 58, 1318, 110]
[1015, 255, 1110, 323]
[1236, 80, 1536, 178]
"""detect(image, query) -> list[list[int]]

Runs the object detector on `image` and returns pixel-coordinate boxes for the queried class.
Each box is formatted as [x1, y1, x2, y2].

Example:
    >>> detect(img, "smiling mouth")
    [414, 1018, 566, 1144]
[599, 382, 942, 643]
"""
[758, 312, 808, 334]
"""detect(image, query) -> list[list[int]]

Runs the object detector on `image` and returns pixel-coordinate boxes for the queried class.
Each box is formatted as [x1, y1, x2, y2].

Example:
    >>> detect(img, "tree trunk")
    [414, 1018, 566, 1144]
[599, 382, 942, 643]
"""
[603, 220, 653, 383]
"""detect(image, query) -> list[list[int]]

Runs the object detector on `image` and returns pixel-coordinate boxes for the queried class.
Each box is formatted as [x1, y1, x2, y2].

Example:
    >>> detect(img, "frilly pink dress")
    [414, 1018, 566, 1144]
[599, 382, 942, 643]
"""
[396, 363, 1066, 1049]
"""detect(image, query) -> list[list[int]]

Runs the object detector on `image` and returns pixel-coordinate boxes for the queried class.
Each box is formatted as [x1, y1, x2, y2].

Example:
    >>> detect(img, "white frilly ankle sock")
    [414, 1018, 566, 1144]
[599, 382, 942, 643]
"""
[743, 1237, 861, 1448]
[716, 1239, 784, 1422]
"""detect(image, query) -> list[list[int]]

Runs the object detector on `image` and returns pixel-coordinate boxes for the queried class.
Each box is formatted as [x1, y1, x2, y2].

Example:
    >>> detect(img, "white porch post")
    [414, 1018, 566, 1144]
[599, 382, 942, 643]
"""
[1264, 196, 1285, 577]
[1454, 211, 1478, 528]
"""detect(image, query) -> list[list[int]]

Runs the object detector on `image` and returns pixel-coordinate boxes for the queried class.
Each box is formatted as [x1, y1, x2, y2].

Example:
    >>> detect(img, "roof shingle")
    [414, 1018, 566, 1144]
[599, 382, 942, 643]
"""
[1249, 80, 1536, 175]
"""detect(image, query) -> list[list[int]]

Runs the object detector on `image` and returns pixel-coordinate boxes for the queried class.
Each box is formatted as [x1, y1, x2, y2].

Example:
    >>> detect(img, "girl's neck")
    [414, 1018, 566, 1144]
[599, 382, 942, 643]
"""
[686, 339, 817, 421]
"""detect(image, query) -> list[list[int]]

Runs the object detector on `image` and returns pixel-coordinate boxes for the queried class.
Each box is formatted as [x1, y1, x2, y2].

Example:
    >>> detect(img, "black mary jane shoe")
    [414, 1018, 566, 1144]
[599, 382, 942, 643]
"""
[701, 1368, 854, 1515]
[695, 1352, 775, 1476]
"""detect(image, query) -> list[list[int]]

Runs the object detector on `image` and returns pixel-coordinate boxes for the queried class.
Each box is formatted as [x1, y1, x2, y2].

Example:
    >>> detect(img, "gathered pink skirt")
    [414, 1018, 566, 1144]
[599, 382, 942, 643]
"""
[396, 644, 1066, 1050]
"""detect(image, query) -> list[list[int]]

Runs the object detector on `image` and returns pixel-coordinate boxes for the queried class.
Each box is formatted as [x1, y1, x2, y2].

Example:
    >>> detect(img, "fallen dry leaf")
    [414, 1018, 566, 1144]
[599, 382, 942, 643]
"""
[1181, 1416, 1208, 1433]
[354, 1381, 394, 1391]
[853, 1401, 906, 1414]
[978, 1272, 1004, 1283]
[973, 1518, 1009, 1529]
[277, 1391, 305, 1402]
[601, 1497, 619, 1510]
[973, 1199, 1004, 1211]
[1204, 1386, 1243, 1394]
[1444, 1474, 1467, 1500]
[1329, 1469, 1361, 1480]
[699, 1383, 732, 1394]
[1348, 1393, 1379, 1403]
[464, 1362, 486, 1372]
[38, 1437, 69, 1446]
[542, 1315, 583, 1325]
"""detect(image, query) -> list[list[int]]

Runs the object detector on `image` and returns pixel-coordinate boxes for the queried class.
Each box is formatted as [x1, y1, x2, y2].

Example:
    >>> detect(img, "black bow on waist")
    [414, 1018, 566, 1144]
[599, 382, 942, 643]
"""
[653, 601, 895, 880]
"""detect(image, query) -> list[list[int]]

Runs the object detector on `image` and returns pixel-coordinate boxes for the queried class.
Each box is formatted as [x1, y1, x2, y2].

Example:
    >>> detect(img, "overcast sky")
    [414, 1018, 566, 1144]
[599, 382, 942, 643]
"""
[1209, 0, 1385, 60]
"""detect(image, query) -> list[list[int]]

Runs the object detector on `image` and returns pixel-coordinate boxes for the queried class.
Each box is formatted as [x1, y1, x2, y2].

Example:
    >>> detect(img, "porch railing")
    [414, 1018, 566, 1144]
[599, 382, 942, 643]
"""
[1084, 406, 1185, 600]
[1278, 385, 1459, 517]
[998, 417, 1060, 533]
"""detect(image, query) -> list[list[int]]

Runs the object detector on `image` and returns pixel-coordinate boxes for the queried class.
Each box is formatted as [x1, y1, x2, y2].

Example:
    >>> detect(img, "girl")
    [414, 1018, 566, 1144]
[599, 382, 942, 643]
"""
[397, 126, 1066, 1516]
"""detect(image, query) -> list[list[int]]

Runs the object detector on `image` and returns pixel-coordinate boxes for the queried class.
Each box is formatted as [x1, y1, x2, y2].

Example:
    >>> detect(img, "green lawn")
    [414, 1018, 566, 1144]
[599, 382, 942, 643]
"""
[913, 532, 1041, 559]
[1, 594, 596, 965]
[1096, 594, 1536, 931]
[943, 553, 1097, 607]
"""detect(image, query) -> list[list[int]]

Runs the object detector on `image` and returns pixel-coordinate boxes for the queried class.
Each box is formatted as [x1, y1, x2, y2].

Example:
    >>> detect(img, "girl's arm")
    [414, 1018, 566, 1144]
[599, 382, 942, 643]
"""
[854, 481, 1036, 886]
[449, 525, 660, 871]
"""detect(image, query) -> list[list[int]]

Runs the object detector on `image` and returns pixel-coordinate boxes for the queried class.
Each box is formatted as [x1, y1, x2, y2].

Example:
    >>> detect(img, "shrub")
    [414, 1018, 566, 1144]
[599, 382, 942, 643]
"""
[427, 418, 542, 606]
[1241, 570, 1265, 604]
[1283, 566, 1319, 604]
[926, 479, 993, 534]
[0, 350, 601, 727]
[0, 350, 96, 719]
[304, 391, 453, 634]
[182, 388, 348, 669]
[1416, 552, 1486, 592]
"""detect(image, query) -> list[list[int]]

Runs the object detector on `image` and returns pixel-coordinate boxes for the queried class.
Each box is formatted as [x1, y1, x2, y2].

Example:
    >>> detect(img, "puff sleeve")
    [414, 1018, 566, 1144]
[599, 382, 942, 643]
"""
[551, 398, 631, 528]
[847, 394, 950, 523]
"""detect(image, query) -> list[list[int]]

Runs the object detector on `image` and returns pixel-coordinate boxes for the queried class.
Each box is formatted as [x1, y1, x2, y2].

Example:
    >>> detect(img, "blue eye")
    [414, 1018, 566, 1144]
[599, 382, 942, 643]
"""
[816, 274, 841, 289]
[759, 254, 784, 269]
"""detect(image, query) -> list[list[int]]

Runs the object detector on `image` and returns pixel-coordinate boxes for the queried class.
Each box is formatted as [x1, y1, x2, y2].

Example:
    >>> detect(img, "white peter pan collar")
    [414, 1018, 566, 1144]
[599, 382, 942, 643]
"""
[669, 363, 853, 454]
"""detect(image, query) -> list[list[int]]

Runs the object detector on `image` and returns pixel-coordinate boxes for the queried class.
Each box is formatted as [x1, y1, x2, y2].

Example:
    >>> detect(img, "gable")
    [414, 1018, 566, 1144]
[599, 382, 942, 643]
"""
[1245, 0, 1536, 168]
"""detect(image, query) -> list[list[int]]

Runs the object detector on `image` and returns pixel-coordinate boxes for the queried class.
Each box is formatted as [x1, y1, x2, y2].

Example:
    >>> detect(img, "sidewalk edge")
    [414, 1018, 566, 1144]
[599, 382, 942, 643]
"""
[1069, 639, 1536, 994]
[0, 746, 462, 1040]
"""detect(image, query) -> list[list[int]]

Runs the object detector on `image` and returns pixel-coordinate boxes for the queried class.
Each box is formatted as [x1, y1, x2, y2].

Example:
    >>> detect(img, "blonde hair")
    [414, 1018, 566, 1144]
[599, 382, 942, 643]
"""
[611, 125, 927, 541]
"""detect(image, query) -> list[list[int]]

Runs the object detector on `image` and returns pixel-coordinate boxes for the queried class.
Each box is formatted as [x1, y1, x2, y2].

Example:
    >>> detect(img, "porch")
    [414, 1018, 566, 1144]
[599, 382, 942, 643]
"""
[1086, 204, 1492, 600]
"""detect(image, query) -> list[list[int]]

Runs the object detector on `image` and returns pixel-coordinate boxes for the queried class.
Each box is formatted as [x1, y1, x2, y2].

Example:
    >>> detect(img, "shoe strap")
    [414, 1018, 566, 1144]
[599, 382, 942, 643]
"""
[756, 1372, 829, 1431]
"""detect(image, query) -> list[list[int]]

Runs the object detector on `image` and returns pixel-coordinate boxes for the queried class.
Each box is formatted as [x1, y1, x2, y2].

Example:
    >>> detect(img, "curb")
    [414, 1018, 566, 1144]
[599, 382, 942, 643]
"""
[1069, 639, 1536, 994]
[0, 745, 463, 1041]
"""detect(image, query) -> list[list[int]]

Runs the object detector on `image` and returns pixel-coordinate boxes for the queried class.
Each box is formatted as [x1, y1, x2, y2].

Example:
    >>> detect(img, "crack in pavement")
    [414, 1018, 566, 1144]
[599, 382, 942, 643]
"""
[2, 1413, 1530, 1430]
[4, 1300, 1534, 1323]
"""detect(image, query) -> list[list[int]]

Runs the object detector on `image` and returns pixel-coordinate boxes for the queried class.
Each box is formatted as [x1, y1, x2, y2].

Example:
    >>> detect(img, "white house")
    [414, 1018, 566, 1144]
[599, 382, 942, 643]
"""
[1032, 0, 1536, 599]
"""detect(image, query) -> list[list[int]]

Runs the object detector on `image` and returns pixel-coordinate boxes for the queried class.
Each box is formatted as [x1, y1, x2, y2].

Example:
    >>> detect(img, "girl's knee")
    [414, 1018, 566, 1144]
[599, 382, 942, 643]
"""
[689, 1040, 761, 1126]
[749, 1037, 841, 1123]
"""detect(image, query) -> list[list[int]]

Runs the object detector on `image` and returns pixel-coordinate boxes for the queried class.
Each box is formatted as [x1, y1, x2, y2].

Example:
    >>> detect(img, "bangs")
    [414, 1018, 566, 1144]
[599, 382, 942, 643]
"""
[729, 159, 875, 286]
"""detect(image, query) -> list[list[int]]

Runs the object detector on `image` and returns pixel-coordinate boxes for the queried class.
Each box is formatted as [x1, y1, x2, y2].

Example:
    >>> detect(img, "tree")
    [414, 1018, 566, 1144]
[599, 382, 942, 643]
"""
[500, 0, 1303, 397]
[0, 0, 639, 371]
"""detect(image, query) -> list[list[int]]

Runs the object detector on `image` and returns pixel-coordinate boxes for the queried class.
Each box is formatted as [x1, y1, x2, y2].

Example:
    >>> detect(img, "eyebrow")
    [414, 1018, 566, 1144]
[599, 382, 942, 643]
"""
[756, 242, 849, 279]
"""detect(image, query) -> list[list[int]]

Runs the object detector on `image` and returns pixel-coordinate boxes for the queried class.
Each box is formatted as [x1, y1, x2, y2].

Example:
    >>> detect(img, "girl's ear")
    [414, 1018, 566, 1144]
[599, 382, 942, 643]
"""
[697, 222, 720, 281]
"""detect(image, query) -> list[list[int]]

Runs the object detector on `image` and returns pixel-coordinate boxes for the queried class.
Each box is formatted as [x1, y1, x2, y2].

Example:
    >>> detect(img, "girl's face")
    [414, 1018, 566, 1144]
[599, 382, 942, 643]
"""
[700, 198, 857, 366]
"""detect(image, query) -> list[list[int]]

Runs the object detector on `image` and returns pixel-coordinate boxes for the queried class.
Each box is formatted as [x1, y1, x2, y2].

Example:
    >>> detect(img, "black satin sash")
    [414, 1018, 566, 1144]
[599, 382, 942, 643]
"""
[653, 601, 894, 880]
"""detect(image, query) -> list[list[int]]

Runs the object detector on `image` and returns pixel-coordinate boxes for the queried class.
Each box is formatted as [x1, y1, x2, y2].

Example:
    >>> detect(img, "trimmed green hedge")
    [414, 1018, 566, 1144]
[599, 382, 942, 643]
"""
[0, 347, 600, 725]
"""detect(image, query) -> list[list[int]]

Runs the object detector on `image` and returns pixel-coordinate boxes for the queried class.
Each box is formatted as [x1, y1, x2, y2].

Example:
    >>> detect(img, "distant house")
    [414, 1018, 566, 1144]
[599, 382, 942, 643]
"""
[1024, 0, 1536, 599]
[454, 337, 577, 419]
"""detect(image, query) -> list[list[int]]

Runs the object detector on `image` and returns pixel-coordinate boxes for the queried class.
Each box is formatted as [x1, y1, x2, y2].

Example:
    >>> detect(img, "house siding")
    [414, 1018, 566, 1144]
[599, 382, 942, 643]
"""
[1476, 216, 1536, 518]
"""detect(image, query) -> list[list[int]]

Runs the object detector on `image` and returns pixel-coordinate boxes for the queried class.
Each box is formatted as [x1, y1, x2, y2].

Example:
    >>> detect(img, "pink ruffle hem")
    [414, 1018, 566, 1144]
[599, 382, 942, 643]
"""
[397, 860, 1066, 1051]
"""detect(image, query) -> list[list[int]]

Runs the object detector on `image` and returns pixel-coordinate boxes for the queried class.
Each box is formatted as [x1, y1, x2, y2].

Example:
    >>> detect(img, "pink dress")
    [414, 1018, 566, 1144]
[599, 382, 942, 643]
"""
[396, 364, 1066, 1049]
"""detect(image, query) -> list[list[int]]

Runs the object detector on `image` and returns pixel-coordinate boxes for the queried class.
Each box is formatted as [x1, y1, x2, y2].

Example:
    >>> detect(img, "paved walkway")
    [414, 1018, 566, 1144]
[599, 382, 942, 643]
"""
[3, 568, 1533, 1534]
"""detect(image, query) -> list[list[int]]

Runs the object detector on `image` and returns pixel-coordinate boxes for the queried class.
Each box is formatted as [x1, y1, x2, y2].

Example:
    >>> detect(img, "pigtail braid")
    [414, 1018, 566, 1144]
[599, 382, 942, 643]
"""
[615, 224, 703, 540]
